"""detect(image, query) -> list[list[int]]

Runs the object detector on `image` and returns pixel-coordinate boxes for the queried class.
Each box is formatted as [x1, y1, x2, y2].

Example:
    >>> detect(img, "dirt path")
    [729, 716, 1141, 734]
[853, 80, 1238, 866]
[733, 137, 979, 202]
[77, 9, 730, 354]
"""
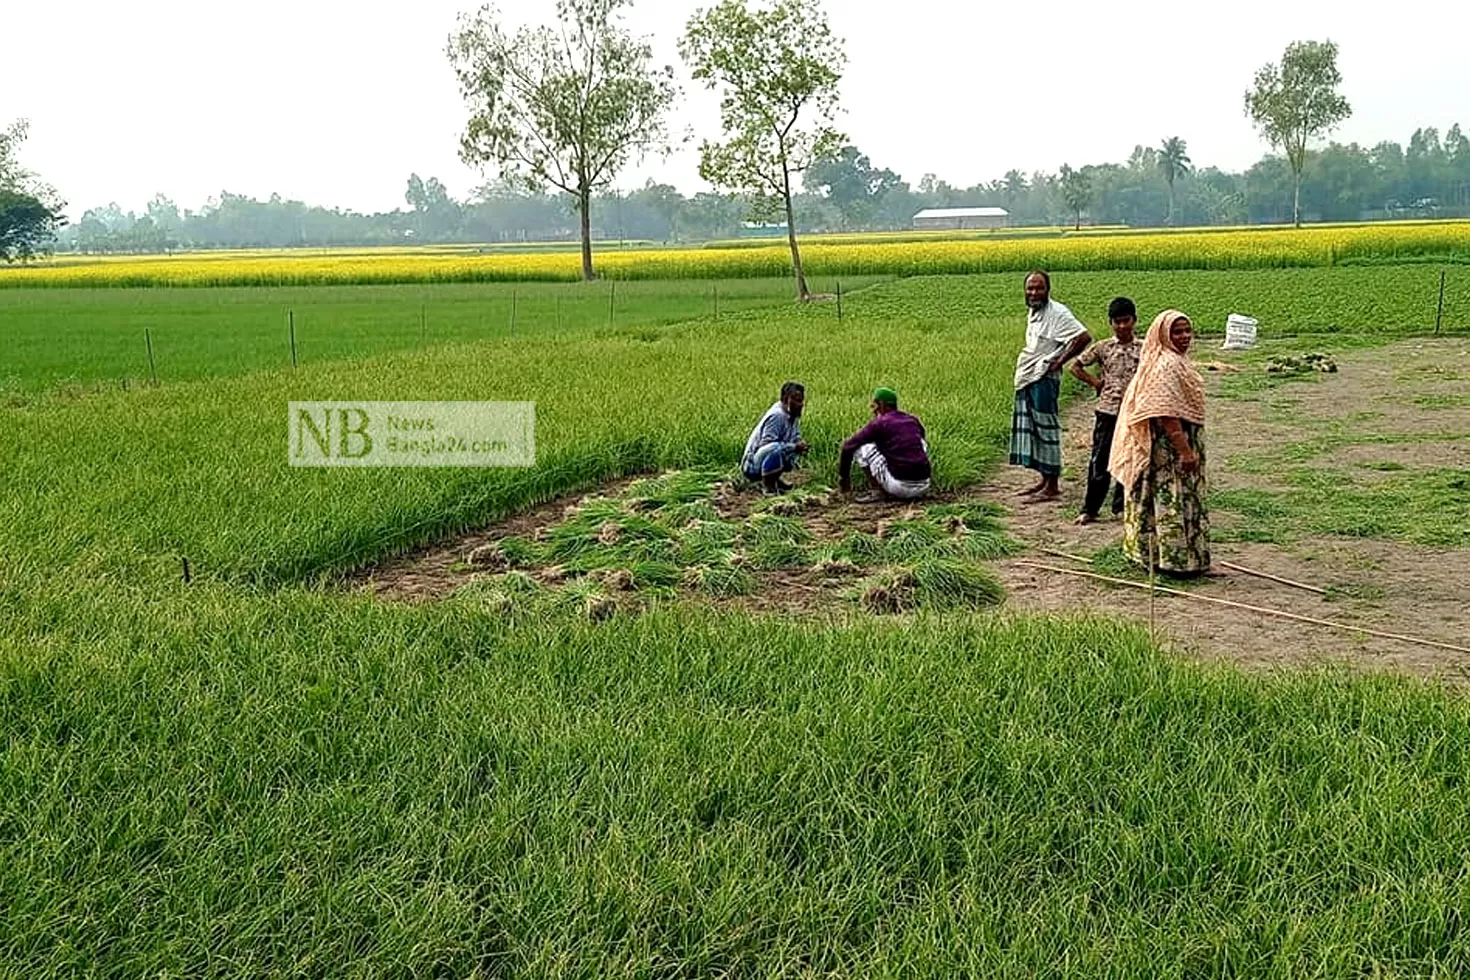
[986, 337, 1470, 681]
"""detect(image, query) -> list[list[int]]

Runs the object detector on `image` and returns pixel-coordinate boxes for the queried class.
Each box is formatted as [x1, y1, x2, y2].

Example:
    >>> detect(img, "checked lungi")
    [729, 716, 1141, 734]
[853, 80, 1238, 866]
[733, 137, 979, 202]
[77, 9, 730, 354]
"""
[1008, 374, 1062, 477]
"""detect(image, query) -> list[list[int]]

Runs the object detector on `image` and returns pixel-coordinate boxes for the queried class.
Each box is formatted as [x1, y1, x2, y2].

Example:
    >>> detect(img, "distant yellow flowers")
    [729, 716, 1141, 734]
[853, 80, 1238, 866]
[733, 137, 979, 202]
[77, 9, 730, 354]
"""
[3, 222, 1467, 288]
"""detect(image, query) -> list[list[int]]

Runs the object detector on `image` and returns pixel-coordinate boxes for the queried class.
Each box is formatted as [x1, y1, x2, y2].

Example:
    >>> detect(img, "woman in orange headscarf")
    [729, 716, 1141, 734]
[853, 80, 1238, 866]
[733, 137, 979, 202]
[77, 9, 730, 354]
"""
[1108, 310, 1210, 576]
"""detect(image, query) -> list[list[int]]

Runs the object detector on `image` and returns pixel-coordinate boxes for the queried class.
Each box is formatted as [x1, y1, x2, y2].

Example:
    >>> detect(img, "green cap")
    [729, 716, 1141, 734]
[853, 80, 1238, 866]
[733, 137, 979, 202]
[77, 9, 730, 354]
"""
[873, 387, 898, 408]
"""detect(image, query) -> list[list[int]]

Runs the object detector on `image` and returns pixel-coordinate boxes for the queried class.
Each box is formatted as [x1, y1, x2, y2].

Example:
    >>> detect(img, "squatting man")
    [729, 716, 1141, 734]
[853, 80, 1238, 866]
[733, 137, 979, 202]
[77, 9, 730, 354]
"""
[741, 383, 932, 503]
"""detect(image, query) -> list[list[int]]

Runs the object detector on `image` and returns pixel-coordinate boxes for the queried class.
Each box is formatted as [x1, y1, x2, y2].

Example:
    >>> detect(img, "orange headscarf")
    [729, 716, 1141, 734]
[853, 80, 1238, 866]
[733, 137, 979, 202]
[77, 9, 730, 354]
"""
[1108, 309, 1206, 493]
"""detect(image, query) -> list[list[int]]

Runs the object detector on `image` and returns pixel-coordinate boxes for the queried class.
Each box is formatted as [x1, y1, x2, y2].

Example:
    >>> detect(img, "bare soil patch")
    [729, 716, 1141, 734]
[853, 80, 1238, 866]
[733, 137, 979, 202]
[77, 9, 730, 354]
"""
[987, 338, 1470, 681]
[1324, 441, 1470, 477]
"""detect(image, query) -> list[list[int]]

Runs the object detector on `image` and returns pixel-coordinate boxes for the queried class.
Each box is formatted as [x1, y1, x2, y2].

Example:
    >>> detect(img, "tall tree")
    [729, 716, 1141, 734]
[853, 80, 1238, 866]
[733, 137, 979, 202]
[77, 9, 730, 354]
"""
[1447, 125, 1470, 167]
[1405, 127, 1449, 203]
[1307, 142, 1376, 221]
[1001, 169, 1029, 210]
[0, 119, 65, 262]
[1245, 39, 1352, 227]
[804, 145, 899, 230]
[681, 0, 845, 300]
[146, 194, 183, 239]
[1058, 164, 1092, 230]
[1369, 140, 1407, 208]
[1447, 124, 1470, 178]
[1158, 137, 1192, 225]
[1242, 155, 1296, 223]
[1126, 144, 1159, 173]
[629, 180, 684, 241]
[0, 191, 64, 262]
[1189, 168, 1248, 226]
[0, 120, 35, 192]
[447, 0, 677, 280]
[1448, 125, 1470, 207]
[404, 174, 463, 241]
[0, 119, 61, 207]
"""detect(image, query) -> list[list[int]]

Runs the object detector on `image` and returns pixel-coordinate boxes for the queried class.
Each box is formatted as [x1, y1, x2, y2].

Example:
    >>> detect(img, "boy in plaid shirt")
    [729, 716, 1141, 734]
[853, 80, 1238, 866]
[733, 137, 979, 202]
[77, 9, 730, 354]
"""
[1069, 297, 1141, 525]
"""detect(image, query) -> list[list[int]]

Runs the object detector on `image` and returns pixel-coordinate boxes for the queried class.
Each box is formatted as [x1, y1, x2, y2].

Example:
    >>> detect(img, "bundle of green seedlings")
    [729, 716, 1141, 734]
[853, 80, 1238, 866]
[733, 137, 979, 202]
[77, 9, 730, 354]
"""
[453, 469, 1014, 619]
[844, 503, 1012, 614]
[456, 469, 752, 619]
[1265, 351, 1339, 374]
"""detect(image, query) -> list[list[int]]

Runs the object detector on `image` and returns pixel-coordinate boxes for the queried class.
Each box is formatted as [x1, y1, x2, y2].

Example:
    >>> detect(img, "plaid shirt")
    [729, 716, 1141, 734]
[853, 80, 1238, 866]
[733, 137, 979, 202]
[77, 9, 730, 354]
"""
[1077, 337, 1142, 415]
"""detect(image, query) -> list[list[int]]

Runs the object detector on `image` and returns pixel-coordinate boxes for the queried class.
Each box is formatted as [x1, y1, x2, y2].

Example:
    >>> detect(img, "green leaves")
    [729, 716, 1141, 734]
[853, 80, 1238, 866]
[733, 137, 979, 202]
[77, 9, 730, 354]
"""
[447, 0, 678, 277]
[0, 119, 65, 262]
[1058, 164, 1093, 230]
[1246, 40, 1352, 164]
[681, 0, 846, 296]
[1158, 137, 1193, 225]
[1244, 40, 1353, 224]
[681, 0, 845, 194]
[1159, 137, 1193, 184]
[0, 190, 64, 263]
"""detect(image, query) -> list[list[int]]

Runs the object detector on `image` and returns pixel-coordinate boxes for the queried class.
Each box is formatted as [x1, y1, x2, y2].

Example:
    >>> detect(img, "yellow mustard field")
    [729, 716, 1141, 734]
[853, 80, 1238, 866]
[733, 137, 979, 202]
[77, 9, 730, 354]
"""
[4, 221, 1468, 287]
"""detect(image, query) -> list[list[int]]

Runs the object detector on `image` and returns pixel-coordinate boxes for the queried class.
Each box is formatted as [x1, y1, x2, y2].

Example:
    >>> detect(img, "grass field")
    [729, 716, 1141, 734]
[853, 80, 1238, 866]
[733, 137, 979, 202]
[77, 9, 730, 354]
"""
[6, 272, 1470, 975]
[5, 220, 1470, 287]
[0, 276, 886, 392]
[12, 596, 1470, 976]
[3, 279, 1020, 586]
[3, 266, 1465, 393]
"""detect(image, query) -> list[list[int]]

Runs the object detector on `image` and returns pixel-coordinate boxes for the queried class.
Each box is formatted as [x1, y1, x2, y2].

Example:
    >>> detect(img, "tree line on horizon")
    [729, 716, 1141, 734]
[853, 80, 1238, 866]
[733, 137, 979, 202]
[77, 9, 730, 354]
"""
[47, 122, 1470, 256]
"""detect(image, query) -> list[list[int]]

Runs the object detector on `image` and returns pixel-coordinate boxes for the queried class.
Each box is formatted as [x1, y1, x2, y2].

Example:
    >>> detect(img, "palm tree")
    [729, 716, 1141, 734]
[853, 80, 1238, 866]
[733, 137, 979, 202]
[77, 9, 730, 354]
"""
[1159, 137, 1193, 225]
[1001, 169, 1028, 209]
[1058, 164, 1092, 231]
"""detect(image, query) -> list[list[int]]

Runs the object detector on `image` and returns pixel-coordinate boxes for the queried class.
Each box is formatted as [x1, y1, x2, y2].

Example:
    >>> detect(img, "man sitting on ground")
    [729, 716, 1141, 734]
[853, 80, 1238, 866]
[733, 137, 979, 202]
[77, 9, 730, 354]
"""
[839, 387, 932, 503]
[741, 380, 809, 494]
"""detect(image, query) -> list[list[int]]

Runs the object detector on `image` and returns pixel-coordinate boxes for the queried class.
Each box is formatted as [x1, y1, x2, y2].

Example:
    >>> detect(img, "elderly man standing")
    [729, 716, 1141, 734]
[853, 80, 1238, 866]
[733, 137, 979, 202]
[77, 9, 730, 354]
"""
[1009, 270, 1091, 501]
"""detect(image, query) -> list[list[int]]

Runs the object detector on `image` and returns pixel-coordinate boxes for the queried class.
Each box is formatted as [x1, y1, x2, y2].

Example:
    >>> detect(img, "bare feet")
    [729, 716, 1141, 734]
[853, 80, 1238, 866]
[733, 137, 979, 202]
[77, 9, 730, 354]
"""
[1016, 480, 1047, 497]
[1074, 512, 1097, 526]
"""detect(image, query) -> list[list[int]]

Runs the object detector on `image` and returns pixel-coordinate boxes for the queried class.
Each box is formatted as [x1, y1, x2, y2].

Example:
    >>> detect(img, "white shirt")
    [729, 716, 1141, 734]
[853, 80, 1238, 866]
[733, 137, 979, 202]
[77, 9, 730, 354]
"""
[1014, 300, 1088, 389]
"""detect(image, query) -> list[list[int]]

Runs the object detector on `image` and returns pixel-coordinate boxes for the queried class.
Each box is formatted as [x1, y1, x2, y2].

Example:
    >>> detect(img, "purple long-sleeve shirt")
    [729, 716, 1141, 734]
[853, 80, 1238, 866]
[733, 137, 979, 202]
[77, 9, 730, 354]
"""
[840, 410, 931, 483]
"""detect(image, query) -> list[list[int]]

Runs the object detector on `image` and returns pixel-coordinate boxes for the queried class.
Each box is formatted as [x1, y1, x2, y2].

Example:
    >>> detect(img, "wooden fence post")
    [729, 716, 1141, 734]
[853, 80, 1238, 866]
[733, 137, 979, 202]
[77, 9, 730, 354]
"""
[1435, 269, 1447, 335]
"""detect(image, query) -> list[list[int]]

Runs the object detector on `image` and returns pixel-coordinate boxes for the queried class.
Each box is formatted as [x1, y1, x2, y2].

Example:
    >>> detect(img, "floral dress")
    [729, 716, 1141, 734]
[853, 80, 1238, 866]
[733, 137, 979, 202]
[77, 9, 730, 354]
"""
[1122, 419, 1210, 576]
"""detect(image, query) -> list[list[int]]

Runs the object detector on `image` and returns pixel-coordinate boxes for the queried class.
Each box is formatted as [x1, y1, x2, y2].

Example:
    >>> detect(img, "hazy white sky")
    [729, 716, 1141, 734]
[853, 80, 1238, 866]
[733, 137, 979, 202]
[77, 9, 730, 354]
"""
[8, 0, 1469, 219]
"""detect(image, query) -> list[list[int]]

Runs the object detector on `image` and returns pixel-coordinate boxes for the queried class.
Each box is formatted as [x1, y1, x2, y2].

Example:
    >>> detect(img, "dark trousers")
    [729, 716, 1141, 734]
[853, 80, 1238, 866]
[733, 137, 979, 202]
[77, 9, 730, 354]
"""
[1084, 411, 1124, 517]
